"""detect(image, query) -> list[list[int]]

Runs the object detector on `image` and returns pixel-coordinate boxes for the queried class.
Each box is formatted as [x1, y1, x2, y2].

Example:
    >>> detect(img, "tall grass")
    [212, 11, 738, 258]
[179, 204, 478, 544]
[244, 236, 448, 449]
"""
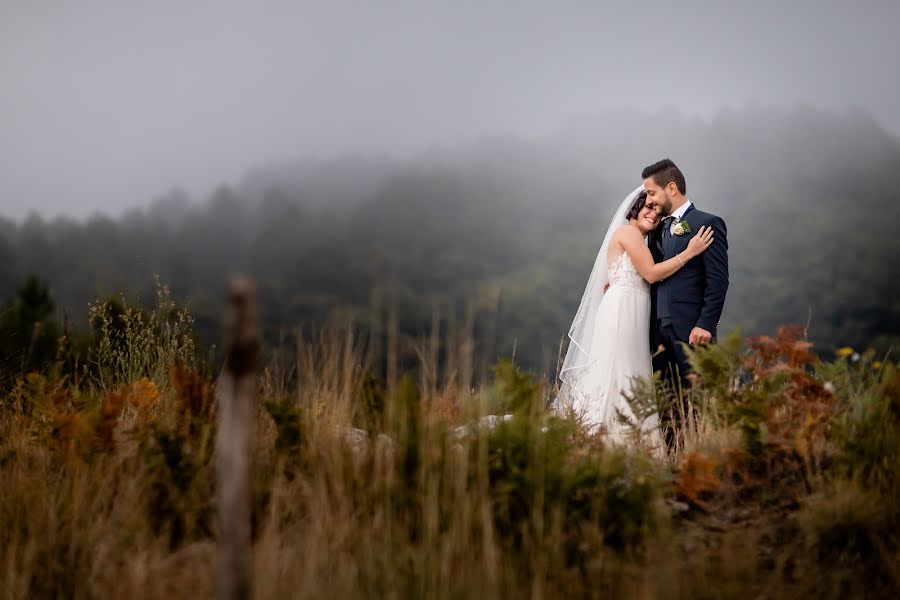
[1, 292, 897, 598]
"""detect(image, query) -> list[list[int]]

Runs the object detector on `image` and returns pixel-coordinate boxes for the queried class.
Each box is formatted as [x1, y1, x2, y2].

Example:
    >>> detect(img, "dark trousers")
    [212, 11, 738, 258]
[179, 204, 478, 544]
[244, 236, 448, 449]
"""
[651, 321, 694, 451]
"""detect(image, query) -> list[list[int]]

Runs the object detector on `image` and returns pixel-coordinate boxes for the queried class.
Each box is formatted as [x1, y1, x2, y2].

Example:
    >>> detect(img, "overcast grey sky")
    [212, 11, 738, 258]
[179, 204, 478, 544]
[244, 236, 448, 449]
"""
[2, 0, 899, 221]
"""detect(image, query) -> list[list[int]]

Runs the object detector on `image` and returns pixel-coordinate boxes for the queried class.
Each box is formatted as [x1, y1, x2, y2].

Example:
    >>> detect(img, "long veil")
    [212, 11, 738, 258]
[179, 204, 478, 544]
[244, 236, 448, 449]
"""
[552, 184, 645, 410]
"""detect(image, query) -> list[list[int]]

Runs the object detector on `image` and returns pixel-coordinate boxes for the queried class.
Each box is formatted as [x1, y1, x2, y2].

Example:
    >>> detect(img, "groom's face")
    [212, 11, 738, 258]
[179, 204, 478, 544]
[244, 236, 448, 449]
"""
[643, 177, 674, 216]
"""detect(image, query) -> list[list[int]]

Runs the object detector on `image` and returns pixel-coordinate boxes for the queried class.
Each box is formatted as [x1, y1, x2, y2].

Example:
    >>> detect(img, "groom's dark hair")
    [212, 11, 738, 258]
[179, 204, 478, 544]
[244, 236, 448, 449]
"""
[642, 158, 686, 195]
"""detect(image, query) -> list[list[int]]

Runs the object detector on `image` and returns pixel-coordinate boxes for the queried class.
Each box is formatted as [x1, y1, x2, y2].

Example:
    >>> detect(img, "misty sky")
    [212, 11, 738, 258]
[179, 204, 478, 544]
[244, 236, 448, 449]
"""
[3, 0, 899, 221]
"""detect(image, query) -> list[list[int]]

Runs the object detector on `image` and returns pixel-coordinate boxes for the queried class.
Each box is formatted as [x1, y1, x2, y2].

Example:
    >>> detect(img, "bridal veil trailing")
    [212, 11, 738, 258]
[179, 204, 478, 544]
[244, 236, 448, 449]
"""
[551, 185, 663, 453]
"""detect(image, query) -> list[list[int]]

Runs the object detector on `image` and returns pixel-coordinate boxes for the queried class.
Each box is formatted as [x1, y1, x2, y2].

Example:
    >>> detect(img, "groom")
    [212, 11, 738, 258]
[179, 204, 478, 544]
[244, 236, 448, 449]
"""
[644, 159, 729, 451]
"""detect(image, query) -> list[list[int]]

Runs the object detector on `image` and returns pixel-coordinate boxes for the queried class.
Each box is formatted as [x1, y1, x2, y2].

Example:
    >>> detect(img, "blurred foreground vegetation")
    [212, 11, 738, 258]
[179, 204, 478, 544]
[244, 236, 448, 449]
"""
[1, 283, 898, 598]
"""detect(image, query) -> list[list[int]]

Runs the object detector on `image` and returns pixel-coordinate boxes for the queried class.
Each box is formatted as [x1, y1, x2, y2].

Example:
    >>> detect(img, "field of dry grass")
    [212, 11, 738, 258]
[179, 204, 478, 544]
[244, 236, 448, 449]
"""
[1, 287, 898, 599]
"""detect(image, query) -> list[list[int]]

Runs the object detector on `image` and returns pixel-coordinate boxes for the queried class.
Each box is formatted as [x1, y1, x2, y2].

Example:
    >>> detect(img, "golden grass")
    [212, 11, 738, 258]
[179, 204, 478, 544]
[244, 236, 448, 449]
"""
[1, 306, 898, 598]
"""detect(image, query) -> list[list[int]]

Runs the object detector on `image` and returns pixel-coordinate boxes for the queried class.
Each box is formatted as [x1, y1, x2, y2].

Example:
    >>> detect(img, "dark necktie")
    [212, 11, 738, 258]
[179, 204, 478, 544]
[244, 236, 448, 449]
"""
[661, 216, 674, 237]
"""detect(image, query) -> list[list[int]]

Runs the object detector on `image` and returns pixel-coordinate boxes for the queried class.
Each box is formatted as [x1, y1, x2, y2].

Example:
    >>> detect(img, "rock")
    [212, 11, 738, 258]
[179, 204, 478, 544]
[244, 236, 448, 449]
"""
[336, 426, 398, 457]
[449, 414, 515, 440]
[667, 499, 691, 513]
[339, 426, 369, 454]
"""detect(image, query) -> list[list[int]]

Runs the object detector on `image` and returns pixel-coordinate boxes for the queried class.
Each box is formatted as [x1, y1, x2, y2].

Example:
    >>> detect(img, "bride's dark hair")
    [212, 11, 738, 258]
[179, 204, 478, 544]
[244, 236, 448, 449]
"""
[625, 190, 649, 221]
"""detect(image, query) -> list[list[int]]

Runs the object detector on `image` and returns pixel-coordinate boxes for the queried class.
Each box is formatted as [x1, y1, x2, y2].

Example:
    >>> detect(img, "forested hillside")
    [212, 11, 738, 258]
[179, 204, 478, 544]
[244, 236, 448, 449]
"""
[2, 107, 898, 380]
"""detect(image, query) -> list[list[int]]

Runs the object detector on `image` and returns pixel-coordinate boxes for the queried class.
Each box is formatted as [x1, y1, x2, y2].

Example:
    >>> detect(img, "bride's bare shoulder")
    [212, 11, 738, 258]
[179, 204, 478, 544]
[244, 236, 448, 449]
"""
[612, 224, 639, 242]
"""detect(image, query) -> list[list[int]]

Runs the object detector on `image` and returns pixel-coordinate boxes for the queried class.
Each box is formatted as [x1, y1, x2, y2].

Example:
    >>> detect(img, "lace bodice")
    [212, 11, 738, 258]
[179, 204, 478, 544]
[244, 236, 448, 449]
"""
[606, 252, 649, 294]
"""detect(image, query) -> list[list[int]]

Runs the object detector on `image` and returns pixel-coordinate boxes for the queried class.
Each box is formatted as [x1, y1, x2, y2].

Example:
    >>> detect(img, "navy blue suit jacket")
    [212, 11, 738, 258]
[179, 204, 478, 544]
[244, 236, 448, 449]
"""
[649, 204, 729, 345]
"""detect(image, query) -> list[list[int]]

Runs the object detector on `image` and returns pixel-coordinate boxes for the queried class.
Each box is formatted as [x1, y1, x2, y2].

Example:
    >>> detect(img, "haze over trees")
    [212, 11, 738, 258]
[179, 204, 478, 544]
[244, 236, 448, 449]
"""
[2, 107, 898, 380]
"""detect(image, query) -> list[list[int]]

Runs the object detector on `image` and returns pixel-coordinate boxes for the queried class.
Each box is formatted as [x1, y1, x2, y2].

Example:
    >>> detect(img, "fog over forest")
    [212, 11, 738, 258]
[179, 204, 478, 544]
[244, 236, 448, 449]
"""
[3, 1, 900, 381]
[3, 1, 900, 220]
[3, 106, 898, 379]
[4, 6, 900, 595]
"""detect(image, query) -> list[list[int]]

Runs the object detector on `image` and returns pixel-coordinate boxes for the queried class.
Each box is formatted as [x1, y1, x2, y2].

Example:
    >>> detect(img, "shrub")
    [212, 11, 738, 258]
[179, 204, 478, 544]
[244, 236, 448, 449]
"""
[86, 275, 197, 391]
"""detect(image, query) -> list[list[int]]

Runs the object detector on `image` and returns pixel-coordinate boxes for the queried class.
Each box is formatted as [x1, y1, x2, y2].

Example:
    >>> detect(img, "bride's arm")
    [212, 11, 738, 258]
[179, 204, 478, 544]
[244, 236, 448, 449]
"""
[616, 225, 714, 284]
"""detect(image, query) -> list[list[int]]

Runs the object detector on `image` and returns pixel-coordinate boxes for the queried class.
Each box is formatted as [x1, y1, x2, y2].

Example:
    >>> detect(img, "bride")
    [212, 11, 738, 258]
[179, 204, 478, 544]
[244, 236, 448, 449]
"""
[551, 185, 714, 454]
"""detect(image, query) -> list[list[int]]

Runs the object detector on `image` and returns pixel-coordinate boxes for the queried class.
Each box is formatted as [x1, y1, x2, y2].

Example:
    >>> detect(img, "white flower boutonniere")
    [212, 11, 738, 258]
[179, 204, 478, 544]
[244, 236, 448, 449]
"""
[671, 219, 691, 236]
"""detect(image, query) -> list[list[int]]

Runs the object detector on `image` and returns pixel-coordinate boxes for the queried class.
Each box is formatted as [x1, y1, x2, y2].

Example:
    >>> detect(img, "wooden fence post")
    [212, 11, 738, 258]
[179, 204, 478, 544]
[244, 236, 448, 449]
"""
[216, 276, 260, 600]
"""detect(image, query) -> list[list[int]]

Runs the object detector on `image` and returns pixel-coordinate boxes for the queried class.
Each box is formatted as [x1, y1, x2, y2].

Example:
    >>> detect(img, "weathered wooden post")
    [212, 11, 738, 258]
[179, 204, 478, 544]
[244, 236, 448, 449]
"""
[216, 276, 260, 600]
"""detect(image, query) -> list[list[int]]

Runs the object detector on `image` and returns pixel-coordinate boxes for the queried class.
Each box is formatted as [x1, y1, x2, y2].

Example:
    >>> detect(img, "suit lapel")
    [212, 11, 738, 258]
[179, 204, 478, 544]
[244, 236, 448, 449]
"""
[669, 204, 695, 255]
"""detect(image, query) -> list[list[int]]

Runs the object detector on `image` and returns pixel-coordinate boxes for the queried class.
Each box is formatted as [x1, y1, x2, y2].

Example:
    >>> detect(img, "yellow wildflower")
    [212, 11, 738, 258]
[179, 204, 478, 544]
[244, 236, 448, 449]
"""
[836, 347, 854, 358]
[873, 361, 883, 370]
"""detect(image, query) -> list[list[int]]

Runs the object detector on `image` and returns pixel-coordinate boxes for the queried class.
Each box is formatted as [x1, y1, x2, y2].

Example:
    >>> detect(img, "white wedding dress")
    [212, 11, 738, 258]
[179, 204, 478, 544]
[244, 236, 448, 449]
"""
[551, 186, 664, 456]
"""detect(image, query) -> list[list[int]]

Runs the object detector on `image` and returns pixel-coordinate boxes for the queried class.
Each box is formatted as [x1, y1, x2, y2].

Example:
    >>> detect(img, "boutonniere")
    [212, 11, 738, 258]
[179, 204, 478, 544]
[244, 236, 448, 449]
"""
[671, 219, 691, 236]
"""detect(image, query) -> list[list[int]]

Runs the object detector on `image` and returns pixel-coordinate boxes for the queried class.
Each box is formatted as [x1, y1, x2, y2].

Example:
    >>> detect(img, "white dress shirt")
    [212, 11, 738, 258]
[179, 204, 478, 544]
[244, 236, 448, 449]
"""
[668, 199, 692, 235]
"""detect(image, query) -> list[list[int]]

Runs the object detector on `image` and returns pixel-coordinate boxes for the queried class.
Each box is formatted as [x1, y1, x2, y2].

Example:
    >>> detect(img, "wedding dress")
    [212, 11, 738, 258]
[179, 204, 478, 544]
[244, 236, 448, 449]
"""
[551, 186, 664, 455]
